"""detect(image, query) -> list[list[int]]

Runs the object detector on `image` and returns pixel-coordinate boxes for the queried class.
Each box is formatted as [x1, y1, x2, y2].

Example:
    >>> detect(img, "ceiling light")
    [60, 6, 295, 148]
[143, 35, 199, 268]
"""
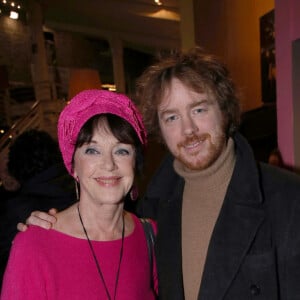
[154, 0, 162, 5]
[140, 9, 180, 21]
[9, 10, 18, 19]
[0, 0, 24, 20]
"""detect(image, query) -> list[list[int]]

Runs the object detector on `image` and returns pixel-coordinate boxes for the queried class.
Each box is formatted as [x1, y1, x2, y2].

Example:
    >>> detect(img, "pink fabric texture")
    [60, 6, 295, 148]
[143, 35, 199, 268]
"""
[1, 213, 157, 300]
[57, 89, 147, 176]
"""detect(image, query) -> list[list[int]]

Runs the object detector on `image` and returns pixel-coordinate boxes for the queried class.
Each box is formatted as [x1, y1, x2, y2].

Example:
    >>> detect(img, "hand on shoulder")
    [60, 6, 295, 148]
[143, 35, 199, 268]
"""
[17, 208, 58, 231]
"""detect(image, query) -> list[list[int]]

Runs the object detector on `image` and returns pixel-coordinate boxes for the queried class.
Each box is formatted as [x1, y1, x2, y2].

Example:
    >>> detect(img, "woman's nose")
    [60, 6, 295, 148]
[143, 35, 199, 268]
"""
[101, 153, 116, 171]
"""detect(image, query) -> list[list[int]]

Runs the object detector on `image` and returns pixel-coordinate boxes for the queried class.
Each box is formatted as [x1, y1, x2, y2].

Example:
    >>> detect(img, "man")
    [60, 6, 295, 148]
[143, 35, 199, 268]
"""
[135, 47, 300, 299]
[18, 48, 300, 299]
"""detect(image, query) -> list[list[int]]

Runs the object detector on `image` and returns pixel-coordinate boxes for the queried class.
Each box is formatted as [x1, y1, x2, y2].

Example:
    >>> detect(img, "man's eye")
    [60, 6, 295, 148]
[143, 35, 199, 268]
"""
[85, 148, 99, 155]
[194, 107, 204, 114]
[165, 115, 178, 122]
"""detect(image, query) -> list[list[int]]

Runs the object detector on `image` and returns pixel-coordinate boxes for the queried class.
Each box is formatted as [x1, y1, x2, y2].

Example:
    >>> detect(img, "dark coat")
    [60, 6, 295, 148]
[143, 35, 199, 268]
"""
[138, 133, 300, 300]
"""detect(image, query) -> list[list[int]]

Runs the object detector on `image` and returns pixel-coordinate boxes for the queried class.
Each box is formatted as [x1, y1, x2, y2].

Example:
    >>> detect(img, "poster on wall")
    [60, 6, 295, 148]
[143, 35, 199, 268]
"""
[260, 9, 276, 103]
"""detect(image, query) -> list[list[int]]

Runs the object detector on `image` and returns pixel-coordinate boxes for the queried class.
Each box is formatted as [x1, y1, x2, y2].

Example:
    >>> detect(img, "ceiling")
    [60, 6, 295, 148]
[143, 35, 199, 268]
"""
[41, 0, 181, 52]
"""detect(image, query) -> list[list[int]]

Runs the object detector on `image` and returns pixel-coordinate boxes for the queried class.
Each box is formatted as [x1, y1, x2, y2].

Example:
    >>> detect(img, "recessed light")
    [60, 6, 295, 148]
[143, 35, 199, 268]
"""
[9, 10, 18, 19]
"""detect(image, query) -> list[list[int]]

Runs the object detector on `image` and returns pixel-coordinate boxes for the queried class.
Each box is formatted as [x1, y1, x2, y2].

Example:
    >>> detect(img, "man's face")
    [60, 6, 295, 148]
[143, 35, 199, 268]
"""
[158, 78, 227, 171]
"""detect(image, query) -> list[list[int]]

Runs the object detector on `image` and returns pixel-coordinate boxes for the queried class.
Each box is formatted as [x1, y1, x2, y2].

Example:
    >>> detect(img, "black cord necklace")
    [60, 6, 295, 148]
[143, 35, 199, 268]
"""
[77, 204, 125, 300]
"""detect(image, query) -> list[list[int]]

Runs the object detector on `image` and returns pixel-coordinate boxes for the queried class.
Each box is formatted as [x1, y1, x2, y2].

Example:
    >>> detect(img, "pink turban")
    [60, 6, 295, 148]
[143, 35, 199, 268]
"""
[57, 89, 147, 176]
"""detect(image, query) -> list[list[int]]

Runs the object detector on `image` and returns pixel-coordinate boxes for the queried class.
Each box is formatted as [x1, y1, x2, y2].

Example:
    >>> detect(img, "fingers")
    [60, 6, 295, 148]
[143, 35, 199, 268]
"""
[26, 210, 57, 230]
[48, 208, 58, 216]
[17, 222, 28, 232]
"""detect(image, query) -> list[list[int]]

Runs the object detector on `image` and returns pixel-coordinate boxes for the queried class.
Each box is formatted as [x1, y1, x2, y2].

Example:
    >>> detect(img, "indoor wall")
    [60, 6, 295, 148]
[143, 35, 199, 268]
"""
[193, 0, 274, 112]
[275, 0, 300, 170]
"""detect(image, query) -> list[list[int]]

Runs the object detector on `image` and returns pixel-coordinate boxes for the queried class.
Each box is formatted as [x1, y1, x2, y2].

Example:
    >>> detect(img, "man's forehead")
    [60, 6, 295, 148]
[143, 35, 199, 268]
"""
[159, 87, 215, 110]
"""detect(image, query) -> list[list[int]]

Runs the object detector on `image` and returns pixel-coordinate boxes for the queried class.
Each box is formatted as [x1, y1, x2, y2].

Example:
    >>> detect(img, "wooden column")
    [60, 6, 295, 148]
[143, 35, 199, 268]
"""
[109, 36, 126, 93]
[179, 0, 196, 50]
[27, 0, 52, 102]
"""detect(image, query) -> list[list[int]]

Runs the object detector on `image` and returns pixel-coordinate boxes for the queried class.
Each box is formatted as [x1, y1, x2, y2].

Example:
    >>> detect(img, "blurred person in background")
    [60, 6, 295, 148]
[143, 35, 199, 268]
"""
[0, 129, 76, 288]
[268, 147, 284, 168]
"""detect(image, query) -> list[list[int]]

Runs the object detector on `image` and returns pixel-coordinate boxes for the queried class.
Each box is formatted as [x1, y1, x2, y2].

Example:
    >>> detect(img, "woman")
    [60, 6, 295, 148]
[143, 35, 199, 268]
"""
[1, 90, 157, 299]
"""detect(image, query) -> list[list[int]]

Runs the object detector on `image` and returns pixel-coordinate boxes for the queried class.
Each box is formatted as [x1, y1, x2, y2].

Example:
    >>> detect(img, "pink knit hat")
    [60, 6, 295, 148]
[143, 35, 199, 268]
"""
[57, 89, 147, 176]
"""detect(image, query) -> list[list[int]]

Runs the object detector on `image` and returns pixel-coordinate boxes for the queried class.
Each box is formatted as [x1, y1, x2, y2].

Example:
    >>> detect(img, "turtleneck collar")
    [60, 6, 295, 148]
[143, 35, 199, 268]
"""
[173, 138, 236, 191]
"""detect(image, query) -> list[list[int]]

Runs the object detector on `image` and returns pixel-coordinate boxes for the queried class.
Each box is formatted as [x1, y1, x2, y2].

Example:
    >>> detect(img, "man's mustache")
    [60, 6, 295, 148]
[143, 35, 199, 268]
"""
[177, 133, 211, 148]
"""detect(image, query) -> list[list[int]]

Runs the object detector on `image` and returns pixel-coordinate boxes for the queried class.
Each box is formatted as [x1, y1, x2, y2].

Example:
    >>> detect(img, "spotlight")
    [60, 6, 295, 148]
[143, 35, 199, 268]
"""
[9, 10, 18, 19]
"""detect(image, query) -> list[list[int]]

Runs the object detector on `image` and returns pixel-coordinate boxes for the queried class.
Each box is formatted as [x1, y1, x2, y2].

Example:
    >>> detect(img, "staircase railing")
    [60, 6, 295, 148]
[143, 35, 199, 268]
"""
[0, 101, 42, 152]
[0, 98, 66, 155]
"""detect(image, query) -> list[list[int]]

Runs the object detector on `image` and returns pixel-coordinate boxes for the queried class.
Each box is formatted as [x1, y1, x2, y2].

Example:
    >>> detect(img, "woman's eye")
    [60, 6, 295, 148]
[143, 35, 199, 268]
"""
[85, 148, 99, 155]
[115, 148, 130, 156]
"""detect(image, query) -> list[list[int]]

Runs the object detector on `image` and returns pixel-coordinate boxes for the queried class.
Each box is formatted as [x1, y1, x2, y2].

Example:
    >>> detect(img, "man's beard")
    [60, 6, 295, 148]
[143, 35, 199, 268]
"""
[176, 132, 226, 171]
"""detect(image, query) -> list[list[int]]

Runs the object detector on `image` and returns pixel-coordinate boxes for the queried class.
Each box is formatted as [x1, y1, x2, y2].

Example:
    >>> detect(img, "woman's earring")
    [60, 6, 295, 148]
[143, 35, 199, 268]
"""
[74, 179, 80, 201]
[130, 185, 139, 201]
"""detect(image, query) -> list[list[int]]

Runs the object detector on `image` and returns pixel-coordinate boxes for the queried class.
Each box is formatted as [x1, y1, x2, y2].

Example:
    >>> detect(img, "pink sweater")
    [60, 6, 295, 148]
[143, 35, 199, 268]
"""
[1, 213, 157, 299]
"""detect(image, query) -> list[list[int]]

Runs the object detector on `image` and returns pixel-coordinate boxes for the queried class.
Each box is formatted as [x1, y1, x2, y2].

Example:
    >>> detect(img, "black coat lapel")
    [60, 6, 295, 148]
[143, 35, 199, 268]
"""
[156, 176, 185, 300]
[199, 133, 266, 299]
[198, 195, 265, 299]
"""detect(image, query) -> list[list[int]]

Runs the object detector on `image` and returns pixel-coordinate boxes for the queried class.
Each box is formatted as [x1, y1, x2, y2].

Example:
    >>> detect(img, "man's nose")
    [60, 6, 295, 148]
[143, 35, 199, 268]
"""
[182, 116, 198, 136]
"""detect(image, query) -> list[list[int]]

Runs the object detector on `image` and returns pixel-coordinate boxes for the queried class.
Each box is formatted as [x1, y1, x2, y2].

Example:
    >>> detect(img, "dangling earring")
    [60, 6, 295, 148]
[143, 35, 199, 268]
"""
[130, 185, 139, 201]
[74, 178, 80, 201]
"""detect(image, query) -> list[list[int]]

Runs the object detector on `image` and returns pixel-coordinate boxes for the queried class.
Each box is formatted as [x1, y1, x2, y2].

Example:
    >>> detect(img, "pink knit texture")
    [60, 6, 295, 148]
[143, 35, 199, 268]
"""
[57, 89, 147, 176]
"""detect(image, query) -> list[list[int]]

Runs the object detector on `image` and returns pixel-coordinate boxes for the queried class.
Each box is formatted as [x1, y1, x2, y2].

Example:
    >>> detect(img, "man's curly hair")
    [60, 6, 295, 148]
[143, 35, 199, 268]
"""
[135, 47, 241, 142]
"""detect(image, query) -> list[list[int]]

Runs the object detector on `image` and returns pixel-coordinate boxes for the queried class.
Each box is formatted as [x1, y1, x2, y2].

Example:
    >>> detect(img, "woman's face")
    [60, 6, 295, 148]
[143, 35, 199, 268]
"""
[73, 122, 136, 205]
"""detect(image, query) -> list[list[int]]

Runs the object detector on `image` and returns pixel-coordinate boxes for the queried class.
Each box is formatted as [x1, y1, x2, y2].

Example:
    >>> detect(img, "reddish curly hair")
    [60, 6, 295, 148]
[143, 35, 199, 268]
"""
[135, 47, 241, 142]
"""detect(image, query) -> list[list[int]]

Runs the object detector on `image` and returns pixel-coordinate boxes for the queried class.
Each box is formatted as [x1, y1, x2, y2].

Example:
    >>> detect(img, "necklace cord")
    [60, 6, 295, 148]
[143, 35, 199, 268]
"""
[77, 204, 125, 300]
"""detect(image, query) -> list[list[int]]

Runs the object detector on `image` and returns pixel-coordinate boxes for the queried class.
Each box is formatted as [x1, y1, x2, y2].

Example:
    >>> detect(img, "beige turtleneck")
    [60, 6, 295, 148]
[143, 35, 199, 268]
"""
[173, 138, 236, 300]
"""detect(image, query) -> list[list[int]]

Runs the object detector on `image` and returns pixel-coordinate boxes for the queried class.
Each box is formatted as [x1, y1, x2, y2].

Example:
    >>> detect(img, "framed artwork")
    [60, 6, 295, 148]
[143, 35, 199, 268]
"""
[260, 9, 276, 103]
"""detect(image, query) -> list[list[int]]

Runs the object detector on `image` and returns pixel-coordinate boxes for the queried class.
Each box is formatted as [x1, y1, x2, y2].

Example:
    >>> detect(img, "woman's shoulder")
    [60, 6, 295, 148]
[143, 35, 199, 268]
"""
[14, 225, 48, 239]
[15, 225, 54, 240]
[11, 225, 86, 259]
[129, 213, 157, 234]
[13, 225, 76, 246]
[129, 212, 156, 224]
[9, 226, 51, 256]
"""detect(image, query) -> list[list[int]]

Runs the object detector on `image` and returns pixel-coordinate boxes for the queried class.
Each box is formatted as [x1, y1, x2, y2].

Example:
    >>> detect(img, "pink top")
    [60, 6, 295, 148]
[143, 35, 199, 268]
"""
[1, 213, 158, 300]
